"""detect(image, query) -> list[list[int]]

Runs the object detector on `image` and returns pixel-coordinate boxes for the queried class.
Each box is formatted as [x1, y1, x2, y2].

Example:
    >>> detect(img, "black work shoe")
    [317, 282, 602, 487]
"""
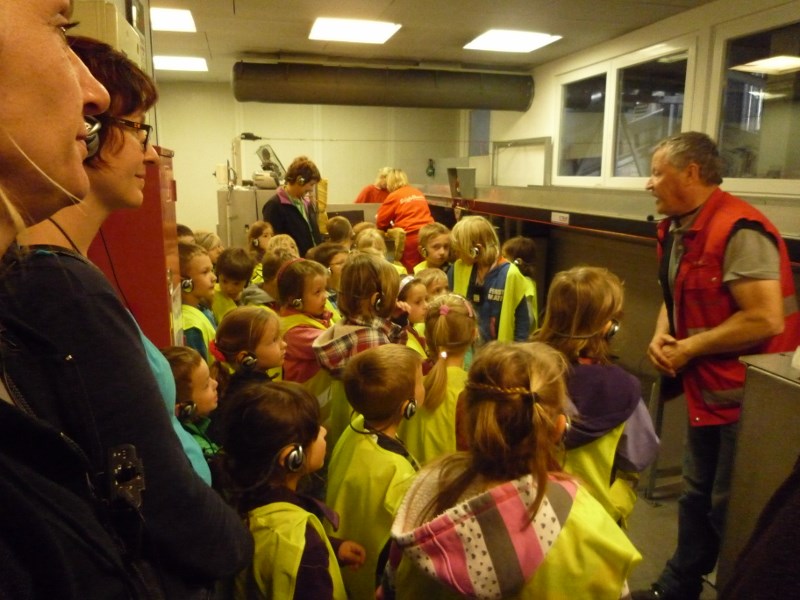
[630, 585, 671, 600]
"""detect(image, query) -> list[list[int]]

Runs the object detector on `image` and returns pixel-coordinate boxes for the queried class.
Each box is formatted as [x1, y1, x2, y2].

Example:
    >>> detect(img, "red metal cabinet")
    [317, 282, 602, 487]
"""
[88, 147, 182, 349]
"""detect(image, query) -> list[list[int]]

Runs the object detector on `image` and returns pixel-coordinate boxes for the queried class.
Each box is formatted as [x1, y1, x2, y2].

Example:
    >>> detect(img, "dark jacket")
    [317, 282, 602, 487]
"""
[262, 187, 321, 257]
[0, 246, 253, 598]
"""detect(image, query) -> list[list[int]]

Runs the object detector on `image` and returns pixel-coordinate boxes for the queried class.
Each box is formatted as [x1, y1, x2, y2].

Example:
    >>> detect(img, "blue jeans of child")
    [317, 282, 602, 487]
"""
[656, 421, 739, 599]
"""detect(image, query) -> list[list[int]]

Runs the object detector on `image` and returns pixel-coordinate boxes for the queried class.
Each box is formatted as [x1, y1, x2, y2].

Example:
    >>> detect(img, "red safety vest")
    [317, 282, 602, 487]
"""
[657, 188, 800, 426]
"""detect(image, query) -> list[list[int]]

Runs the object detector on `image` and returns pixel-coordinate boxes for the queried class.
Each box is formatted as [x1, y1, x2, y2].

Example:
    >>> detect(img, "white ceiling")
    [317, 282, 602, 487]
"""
[151, 0, 715, 83]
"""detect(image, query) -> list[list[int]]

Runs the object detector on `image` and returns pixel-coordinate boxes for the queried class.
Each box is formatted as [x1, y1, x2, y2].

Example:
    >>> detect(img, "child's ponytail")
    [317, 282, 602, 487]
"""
[423, 294, 476, 412]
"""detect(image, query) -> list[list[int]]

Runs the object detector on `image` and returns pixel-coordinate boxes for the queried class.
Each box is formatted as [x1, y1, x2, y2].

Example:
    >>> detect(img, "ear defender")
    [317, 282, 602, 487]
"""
[403, 398, 418, 420]
[606, 319, 620, 340]
[373, 294, 383, 312]
[84, 117, 101, 160]
[419, 247, 428, 258]
[291, 298, 303, 309]
[297, 176, 306, 185]
[469, 245, 480, 258]
[252, 238, 260, 249]
[283, 444, 305, 472]
[239, 353, 258, 370]
[181, 278, 194, 293]
[175, 401, 196, 422]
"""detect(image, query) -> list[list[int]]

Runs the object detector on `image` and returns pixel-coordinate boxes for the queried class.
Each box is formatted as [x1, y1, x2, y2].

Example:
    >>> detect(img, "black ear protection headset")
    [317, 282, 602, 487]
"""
[175, 401, 196, 422]
[291, 298, 303, 309]
[84, 116, 101, 160]
[297, 175, 306, 185]
[469, 245, 481, 258]
[403, 398, 417, 420]
[181, 278, 194, 293]
[282, 444, 305, 472]
[251, 237, 260, 249]
[239, 353, 258, 370]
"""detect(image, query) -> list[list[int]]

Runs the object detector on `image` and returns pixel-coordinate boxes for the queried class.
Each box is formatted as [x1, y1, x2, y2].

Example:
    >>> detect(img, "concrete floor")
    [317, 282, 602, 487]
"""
[627, 481, 718, 599]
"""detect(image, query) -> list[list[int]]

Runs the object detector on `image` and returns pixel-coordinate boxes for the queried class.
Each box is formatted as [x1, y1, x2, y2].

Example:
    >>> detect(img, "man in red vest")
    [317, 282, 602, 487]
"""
[634, 132, 800, 600]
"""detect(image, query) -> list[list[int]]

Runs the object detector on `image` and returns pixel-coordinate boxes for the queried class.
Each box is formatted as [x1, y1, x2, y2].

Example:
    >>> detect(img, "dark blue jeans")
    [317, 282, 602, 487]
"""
[657, 421, 739, 599]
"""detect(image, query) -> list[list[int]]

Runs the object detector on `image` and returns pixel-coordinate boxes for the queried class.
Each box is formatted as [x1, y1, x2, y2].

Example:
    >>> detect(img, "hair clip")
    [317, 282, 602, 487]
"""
[439, 305, 450, 316]
[209, 339, 227, 363]
[399, 275, 416, 294]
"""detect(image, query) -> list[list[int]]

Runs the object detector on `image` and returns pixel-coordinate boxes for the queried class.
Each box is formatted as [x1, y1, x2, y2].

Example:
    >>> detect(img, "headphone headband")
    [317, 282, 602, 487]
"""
[275, 257, 305, 286]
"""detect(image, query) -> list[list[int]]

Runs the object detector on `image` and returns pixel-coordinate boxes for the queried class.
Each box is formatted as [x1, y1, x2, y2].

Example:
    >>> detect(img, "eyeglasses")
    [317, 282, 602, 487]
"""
[109, 117, 152, 151]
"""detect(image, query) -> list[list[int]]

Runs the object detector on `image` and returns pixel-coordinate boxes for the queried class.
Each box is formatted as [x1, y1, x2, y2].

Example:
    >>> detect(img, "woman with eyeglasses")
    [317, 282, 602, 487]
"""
[532, 266, 659, 527]
[4, 36, 253, 598]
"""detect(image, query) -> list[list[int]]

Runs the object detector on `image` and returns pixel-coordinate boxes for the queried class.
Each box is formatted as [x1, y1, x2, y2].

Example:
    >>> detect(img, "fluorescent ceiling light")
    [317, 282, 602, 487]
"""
[309, 18, 401, 44]
[749, 90, 787, 101]
[150, 8, 196, 32]
[153, 56, 208, 72]
[464, 29, 561, 53]
[731, 55, 800, 75]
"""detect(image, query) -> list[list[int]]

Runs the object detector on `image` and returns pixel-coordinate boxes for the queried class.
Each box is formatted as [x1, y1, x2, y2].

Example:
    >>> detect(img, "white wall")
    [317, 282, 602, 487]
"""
[153, 81, 462, 232]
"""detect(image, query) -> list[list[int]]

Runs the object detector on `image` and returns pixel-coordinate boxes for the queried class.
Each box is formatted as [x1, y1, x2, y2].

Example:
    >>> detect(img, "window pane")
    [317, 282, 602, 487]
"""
[559, 74, 606, 176]
[720, 22, 800, 179]
[614, 54, 687, 176]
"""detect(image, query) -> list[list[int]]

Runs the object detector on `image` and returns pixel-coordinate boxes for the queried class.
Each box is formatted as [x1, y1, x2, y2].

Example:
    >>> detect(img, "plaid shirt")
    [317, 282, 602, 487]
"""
[313, 316, 406, 378]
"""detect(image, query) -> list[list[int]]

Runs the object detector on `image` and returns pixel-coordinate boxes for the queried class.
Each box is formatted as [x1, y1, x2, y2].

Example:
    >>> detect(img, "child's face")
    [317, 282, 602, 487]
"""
[305, 425, 327, 474]
[185, 254, 217, 304]
[423, 234, 450, 268]
[426, 279, 449, 300]
[190, 359, 219, 419]
[327, 252, 348, 291]
[208, 244, 224, 264]
[257, 229, 272, 250]
[405, 283, 428, 325]
[301, 273, 329, 317]
[253, 317, 286, 370]
[218, 275, 247, 302]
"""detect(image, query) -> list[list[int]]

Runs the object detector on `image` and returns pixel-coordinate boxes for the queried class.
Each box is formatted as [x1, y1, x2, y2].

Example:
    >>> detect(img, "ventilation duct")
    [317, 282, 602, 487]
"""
[233, 62, 533, 111]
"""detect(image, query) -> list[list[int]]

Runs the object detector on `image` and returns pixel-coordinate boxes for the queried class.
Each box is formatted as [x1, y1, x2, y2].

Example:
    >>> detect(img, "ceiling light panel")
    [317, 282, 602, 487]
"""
[153, 56, 208, 72]
[150, 8, 197, 32]
[309, 18, 401, 44]
[731, 55, 800, 76]
[465, 29, 562, 53]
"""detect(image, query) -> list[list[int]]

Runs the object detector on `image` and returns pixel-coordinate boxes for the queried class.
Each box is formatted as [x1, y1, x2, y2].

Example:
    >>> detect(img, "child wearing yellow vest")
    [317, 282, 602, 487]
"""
[399, 293, 476, 466]
[221, 381, 365, 600]
[327, 344, 423, 600]
[179, 241, 218, 363]
[393, 275, 429, 363]
[382, 342, 641, 599]
[532, 266, 659, 526]
[277, 258, 333, 384]
[212, 247, 256, 325]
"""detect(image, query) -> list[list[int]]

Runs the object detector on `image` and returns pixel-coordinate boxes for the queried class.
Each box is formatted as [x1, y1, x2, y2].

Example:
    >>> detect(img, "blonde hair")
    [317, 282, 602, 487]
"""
[423, 294, 476, 411]
[354, 228, 387, 255]
[374, 167, 392, 187]
[425, 341, 568, 520]
[385, 168, 410, 192]
[326, 216, 353, 245]
[451, 215, 499, 266]
[533, 266, 623, 364]
[178, 241, 209, 279]
[344, 344, 421, 422]
[194, 230, 223, 253]
[417, 267, 448, 297]
[265, 234, 299, 258]
[337, 252, 399, 320]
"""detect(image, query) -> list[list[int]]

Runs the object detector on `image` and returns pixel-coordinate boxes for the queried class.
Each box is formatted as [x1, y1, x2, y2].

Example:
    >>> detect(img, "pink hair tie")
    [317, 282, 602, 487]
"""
[208, 339, 226, 363]
[439, 305, 450, 316]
